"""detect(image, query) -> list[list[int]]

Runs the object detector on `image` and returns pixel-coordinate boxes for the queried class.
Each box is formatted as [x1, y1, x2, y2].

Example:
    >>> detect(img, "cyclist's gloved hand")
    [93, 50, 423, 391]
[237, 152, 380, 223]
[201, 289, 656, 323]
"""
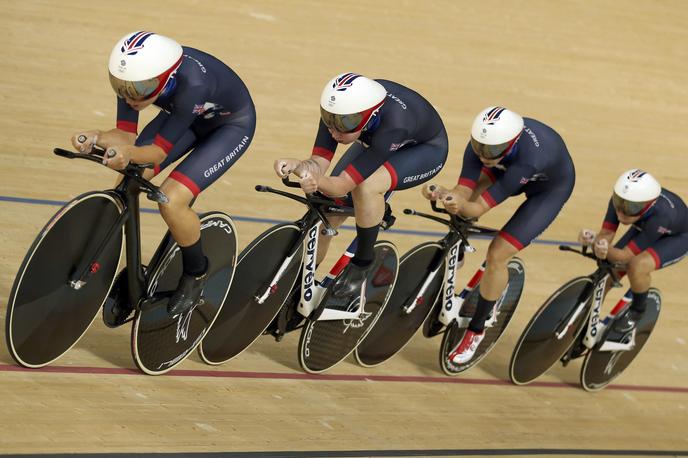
[274, 158, 301, 178]
[439, 190, 464, 215]
[593, 237, 609, 259]
[578, 228, 597, 246]
[103, 146, 131, 170]
[72, 130, 100, 153]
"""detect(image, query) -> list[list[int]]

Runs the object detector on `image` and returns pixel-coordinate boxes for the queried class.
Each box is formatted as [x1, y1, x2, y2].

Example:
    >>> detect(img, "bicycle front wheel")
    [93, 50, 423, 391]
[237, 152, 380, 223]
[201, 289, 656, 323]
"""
[509, 276, 593, 385]
[5, 192, 124, 368]
[355, 242, 444, 367]
[199, 223, 303, 365]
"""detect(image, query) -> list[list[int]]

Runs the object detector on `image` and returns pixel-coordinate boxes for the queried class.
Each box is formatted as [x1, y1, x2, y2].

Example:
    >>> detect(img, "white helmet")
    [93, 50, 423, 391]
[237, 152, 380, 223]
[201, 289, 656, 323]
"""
[319, 73, 387, 133]
[108, 31, 183, 100]
[470, 106, 524, 159]
[612, 169, 662, 216]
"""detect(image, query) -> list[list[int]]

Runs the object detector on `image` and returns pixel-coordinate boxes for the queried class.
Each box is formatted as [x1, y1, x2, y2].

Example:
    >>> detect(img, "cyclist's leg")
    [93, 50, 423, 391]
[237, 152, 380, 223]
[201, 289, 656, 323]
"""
[329, 133, 448, 297]
[316, 144, 368, 265]
[472, 184, 574, 333]
[355, 135, 448, 260]
[615, 232, 688, 331]
[161, 117, 255, 315]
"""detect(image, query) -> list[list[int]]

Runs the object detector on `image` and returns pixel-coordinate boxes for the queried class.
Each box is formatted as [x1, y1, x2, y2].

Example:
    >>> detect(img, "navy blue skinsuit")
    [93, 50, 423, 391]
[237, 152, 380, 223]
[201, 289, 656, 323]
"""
[312, 79, 448, 191]
[604, 189, 688, 269]
[116, 47, 255, 195]
[458, 118, 576, 249]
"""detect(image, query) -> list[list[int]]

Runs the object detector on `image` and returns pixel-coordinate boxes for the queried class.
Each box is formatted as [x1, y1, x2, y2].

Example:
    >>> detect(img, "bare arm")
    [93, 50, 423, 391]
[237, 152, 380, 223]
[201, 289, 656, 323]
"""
[315, 173, 357, 197]
[103, 143, 167, 170]
[594, 228, 635, 264]
[458, 197, 491, 218]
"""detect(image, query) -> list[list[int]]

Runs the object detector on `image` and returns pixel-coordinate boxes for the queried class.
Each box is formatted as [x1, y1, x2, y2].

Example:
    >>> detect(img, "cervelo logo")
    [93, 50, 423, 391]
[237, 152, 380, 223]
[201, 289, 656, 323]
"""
[121, 31, 154, 55]
[444, 245, 459, 311]
[201, 218, 233, 235]
[302, 225, 319, 301]
[589, 281, 605, 337]
[333, 73, 361, 91]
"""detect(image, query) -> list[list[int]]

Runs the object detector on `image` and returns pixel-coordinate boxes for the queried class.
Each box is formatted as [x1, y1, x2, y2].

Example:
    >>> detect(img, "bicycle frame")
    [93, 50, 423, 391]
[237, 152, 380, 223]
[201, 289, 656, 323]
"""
[54, 147, 167, 311]
[252, 180, 393, 322]
[556, 246, 636, 353]
[401, 203, 498, 329]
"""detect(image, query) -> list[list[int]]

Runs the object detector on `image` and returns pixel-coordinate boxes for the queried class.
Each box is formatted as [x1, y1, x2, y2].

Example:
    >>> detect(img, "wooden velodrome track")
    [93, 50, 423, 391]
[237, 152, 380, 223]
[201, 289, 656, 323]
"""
[1, 1, 687, 457]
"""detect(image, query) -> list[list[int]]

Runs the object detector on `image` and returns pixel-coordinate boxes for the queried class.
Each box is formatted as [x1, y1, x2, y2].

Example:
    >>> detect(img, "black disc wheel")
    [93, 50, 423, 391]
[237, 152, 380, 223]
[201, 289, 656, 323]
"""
[355, 242, 444, 367]
[298, 241, 399, 374]
[581, 288, 661, 392]
[5, 192, 124, 368]
[131, 212, 238, 375]
[440, 257, 526, 375]
[509, 276, 593, 385]
[199, 223, 303, 365]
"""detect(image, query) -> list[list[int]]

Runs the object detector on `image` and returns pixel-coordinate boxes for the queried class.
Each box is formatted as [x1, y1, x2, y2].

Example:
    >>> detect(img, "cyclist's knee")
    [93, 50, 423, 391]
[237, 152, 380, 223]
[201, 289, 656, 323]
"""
[628, 252, 655, 275]
[486, 239, 517, 267]
[158, 181, 195, 217]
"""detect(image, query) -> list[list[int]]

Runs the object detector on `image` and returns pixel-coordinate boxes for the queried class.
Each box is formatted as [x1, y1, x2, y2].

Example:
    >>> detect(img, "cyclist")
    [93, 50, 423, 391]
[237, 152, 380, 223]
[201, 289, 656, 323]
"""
[72, 31, 256, 319]
[424, 106, 575, 364]
[579, 169, 688, 332]
[274, 72, 448, 308]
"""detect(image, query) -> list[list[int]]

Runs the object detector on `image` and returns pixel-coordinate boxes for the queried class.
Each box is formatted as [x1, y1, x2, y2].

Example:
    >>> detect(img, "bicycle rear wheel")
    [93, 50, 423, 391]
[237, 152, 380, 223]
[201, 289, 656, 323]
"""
[440, 257, 525, 375]
[131, 211, 237, 375]
[509, 276, 593, 385]
[581, 288, 661, 392]
[5, 192, 123, 367]
[199, 223, 303, 365]
[298, 241, 399, 374]
[354, 242, 444, 367]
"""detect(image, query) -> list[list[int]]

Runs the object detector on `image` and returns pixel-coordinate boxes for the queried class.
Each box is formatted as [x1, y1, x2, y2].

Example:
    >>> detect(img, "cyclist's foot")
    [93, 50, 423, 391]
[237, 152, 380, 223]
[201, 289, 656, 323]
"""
[317, 262, 369, 314]
[167, 262, 209, 317]
[331, 262, 369, 300]
[613, 308, 642, 334]
[448, 329, 485, 364]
